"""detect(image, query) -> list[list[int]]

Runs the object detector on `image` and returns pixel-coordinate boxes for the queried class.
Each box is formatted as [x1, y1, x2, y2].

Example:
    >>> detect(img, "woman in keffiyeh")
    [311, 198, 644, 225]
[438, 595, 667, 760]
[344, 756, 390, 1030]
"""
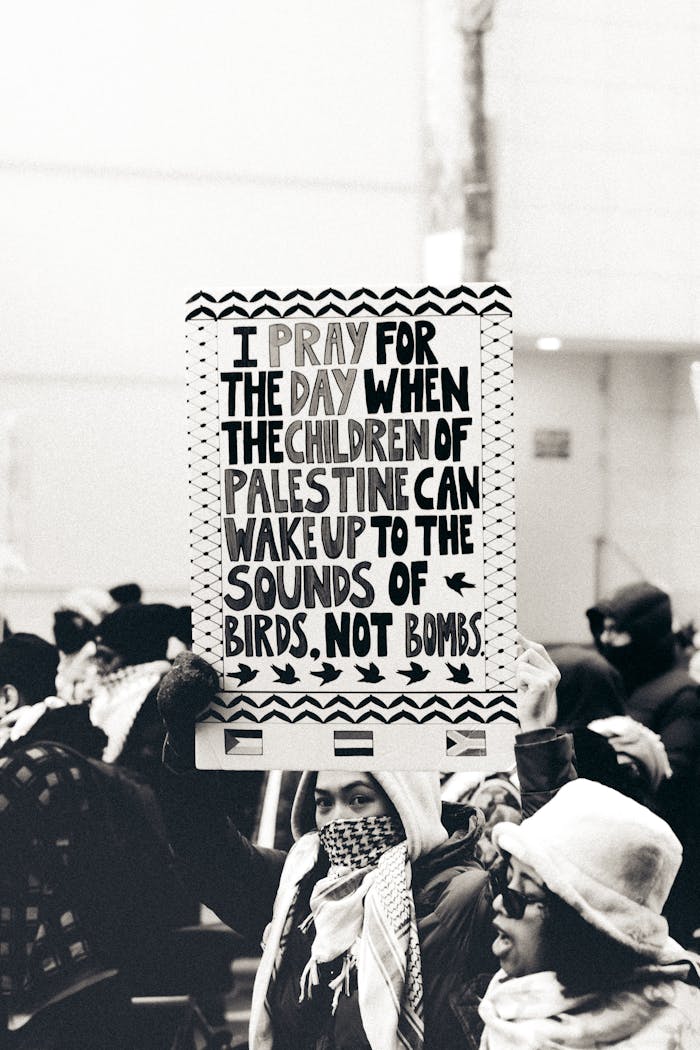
[164, 752, 497, 1050]
[249, 769, 458, 1050]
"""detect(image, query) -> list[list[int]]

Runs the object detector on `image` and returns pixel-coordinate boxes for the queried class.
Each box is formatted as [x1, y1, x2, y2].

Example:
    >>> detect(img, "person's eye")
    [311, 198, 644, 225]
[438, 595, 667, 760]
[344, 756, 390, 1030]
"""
[315, 798, 332, 810]
[350, 794, 373, 807]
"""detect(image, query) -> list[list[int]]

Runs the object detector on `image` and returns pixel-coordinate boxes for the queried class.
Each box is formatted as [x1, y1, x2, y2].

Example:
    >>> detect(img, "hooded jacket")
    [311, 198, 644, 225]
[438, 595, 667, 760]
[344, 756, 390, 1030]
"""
[587, 584, 700, 817]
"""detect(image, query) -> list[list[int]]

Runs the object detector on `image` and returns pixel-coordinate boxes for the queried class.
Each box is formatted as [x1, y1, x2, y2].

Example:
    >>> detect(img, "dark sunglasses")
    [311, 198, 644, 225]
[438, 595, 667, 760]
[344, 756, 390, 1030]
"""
[490, 865, 546, 920]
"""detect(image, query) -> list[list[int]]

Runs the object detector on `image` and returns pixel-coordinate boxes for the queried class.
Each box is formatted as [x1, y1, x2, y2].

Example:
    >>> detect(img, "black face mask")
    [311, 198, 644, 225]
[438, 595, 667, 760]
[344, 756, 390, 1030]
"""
[598, 641, 638, 683]
[598, 633, 676, 692]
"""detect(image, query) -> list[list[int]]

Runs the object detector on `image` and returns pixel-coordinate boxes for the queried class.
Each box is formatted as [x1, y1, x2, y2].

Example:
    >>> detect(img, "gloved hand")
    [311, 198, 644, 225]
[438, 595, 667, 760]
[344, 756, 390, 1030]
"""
[157, 651, 220, 766]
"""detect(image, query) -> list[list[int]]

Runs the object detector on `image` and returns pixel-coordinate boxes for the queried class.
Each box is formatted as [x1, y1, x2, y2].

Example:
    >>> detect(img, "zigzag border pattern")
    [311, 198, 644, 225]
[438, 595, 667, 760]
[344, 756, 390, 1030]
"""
[187, 286, 516, 729]
[185, 284, 512, 321]
[199, 693, 518, 725]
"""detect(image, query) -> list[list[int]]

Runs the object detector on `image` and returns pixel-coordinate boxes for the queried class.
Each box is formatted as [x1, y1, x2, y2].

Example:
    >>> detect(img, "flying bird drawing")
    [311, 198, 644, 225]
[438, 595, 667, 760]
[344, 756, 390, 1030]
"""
[271, 663, 300, 685]
[355, 662, 385, 684]
[397, 661, 430, 685]
[228, 662, 258, 687]
[445, 662, 474, 685]
[311, 661, 342, 685]
[445, 572, 476, 596]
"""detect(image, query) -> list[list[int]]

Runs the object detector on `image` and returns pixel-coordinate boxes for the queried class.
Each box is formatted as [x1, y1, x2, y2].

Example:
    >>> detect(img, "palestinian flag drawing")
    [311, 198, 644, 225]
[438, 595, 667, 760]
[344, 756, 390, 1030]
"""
[334, 730, 374, 757]
[224, 728, 263, 756]
[446, 729, 487, 757]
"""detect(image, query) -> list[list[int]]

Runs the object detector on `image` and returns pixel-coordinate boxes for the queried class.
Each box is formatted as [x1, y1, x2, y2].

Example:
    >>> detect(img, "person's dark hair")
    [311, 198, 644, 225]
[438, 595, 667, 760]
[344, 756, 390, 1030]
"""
[542, 891, 648, 992]
[0, 633, 59, 703]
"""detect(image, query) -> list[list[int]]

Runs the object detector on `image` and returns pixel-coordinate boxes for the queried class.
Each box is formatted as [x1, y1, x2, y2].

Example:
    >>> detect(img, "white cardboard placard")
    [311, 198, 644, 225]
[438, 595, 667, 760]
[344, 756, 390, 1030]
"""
[186, 285, 516, 770]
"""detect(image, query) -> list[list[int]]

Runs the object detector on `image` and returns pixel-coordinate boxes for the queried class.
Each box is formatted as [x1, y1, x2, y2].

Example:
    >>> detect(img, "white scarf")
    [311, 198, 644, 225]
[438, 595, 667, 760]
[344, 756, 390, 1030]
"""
[478, 965, 700, 1049]
[249, 817, 424, 1050]
[89, 660, 170, 762]
[0, 695, 67, 751]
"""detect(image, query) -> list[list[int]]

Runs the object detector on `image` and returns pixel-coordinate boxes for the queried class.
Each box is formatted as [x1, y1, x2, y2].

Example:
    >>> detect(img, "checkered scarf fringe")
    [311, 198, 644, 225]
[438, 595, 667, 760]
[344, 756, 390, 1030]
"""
[249, 816, 424, 1050]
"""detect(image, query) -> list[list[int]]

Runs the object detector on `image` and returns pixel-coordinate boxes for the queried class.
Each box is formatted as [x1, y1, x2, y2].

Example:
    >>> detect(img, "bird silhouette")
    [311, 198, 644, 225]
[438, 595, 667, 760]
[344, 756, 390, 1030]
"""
[311, 661, 342, 685]
[445, 572, 476, 596]
[445, 661, 474, 685]
[355, 661, 385, 684]
[228, 662, 258, 687]
[397, 661, 430, 685]
[271, 663, 300, 685]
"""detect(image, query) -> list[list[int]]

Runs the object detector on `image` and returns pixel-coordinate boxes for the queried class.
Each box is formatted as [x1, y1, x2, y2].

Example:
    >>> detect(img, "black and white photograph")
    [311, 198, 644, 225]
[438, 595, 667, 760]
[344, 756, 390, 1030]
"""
[2, 2, 700, 1047]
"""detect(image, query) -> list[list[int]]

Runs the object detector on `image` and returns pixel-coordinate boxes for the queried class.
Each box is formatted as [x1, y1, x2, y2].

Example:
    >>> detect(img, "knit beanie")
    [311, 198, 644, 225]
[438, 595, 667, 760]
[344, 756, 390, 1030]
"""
[291, 771, 448, 862]
[492, 779, 682, 959]
[54, 588, 119, 654]
[96, 603, 191, 666]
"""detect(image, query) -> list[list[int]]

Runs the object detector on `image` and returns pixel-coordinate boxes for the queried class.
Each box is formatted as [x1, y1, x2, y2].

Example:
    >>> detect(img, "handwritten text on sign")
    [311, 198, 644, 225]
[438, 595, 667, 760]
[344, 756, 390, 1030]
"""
[219, 315, 484, 690]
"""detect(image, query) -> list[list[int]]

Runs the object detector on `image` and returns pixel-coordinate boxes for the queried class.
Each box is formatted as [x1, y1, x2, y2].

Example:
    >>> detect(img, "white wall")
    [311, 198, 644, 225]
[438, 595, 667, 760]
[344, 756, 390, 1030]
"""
[669, 355, 700, 625]
[485, 0, 700, 346]
[2, 1, 699, 646]
[1, 2, 425, 639]
[513, 351, 605, 642]
[515, 348, 700, 642]
[482, 1, 700, 639]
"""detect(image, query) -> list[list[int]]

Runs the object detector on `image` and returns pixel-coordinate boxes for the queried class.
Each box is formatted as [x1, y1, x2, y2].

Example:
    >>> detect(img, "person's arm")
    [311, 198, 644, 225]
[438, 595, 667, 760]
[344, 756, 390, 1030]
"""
[158, 655, 287, 942]
[160, 760, 286, 942]
[513, 634, 577, 817]
[514, 727, 576, 817]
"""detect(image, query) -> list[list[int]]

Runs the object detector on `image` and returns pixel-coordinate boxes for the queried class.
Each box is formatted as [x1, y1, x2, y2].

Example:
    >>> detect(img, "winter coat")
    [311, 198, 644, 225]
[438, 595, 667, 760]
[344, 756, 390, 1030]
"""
[587, 585, 700, 838]
[160, 730, 576, 1050]
[587, 585, 700, 783]
[0, 700, 107, 759]
[0, 741, 193, 1032]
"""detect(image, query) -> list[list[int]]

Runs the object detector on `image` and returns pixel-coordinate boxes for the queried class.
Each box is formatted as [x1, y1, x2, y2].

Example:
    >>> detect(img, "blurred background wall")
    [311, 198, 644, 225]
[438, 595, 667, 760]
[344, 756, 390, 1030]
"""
[1, 0, 698, 644]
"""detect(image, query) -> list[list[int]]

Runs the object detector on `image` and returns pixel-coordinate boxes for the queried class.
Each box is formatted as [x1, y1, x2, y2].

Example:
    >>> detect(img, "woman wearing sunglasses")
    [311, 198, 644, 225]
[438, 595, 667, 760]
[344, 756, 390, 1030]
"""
[477, 779, 700, 1049]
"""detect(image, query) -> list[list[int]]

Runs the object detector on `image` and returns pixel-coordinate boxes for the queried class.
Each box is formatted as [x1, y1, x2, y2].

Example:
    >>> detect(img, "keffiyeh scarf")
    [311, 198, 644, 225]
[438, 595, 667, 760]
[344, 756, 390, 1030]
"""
[249, 814, 424, 1050]
[89, 660, 170, 762]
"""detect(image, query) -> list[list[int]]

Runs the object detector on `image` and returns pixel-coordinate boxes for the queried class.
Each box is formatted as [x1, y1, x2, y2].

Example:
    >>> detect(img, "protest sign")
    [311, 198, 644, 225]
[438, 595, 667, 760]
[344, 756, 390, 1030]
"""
[186, 285, 515, 769]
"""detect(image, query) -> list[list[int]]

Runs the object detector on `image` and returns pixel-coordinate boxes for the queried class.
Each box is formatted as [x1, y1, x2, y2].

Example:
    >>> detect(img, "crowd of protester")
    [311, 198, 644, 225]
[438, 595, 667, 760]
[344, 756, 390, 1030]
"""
[0, 579, 699, 1048]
